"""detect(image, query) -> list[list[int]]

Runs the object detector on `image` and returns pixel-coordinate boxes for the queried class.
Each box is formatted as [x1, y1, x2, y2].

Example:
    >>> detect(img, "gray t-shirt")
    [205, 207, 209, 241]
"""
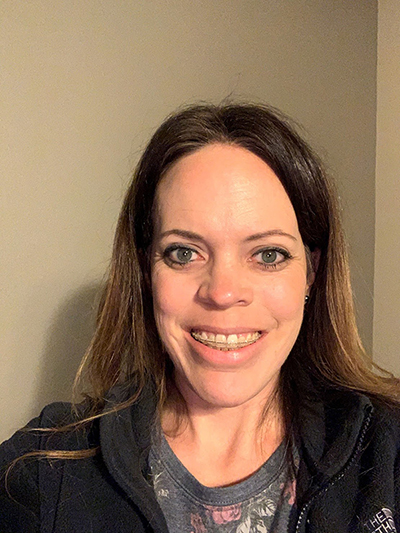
[149, 429, 296, 532]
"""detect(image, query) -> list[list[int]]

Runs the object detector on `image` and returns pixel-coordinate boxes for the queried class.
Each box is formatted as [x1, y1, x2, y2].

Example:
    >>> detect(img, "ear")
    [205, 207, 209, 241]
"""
[307, 248, 320, 288]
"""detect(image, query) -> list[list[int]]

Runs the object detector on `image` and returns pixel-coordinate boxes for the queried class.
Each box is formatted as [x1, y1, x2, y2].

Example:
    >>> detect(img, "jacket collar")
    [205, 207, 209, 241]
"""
[100, 381, 169, 533]
[295, 385, 373, 502]
[298, 387, 372, 474]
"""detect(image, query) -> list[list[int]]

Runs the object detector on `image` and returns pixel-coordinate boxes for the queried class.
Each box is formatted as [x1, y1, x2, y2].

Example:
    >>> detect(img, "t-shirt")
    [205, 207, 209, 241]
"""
[149, 429, 296, 533]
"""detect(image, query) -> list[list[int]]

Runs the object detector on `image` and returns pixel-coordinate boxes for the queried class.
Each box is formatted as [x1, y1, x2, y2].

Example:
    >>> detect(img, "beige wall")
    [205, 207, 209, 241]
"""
[374, 0, 400, 374]
[1, 1, 377, 442]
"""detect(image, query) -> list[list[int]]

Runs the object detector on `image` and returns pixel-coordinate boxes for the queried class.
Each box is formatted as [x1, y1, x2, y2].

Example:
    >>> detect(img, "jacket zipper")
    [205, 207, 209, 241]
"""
[295, 406, 373, 532]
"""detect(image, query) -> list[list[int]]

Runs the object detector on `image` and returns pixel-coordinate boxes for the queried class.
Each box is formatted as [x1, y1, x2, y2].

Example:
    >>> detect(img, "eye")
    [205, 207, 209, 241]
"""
[252, 247, 292, 270]
[260, 250, 279, 263]
[163, 245, 200, 266]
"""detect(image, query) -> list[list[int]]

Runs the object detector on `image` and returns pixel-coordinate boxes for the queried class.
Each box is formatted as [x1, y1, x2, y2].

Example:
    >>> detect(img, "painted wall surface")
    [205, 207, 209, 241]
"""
[1, 1, 377, 442]
[374, 0, 400, 374]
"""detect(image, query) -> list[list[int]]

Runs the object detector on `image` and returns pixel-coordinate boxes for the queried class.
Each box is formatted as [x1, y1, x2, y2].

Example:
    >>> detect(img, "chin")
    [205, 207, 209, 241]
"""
[182, 372, 279, 411]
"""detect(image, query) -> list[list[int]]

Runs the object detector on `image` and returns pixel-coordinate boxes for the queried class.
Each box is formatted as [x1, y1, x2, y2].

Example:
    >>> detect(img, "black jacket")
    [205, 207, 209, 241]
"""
[1, 383, 400, 532]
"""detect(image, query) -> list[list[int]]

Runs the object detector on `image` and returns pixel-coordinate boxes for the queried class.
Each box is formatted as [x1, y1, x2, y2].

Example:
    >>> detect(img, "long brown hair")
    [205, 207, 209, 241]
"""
[75, 102, 398, 426]
[6, 102, 397, 482]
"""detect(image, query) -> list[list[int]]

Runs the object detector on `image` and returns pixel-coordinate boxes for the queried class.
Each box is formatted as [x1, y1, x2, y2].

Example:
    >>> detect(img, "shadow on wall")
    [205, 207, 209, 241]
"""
[32, 283, 103, 411]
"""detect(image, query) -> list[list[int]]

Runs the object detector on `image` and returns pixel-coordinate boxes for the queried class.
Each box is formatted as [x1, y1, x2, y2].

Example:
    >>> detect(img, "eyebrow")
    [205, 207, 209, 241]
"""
[158, 229, 297, 243]
[244, 230, 298, 243]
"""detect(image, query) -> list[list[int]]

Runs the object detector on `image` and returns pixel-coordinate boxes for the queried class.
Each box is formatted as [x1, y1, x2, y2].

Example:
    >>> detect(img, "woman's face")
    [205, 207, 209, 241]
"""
[151, 144, 313, 411]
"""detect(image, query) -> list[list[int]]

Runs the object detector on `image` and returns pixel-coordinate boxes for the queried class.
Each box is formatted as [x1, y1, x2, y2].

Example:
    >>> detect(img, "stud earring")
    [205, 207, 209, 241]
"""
[305, 295, 309, 303]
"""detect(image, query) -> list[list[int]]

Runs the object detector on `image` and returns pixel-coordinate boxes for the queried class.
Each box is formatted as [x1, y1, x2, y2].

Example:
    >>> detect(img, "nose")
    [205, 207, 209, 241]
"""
[196, 262, 253, 309]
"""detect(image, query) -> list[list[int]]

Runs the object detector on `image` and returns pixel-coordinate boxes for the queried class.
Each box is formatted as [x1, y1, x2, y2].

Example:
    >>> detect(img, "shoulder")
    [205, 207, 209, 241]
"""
[1, 401, 95, 461]
[1, 402, 73, 462]
[0, 403, 70, 531]
[0, 402, 99, 532]
[368, 399, 400, 450]
[0, 400, 97, 481]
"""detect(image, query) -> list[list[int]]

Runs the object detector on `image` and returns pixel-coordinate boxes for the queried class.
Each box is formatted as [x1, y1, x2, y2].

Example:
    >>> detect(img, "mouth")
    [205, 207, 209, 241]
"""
[190, 330, 262, 351]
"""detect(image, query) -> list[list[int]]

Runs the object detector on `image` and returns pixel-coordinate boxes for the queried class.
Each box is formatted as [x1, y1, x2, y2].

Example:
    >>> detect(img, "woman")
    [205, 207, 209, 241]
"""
[1, 103, 399, 533]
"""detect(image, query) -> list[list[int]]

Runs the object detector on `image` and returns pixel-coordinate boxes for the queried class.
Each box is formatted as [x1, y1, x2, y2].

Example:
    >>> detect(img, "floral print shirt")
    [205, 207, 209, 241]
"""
[149, 431, 296, 533]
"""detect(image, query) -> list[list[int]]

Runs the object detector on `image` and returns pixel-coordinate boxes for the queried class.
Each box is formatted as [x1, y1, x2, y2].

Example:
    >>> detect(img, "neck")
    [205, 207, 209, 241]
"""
[161, 385, 284, 487]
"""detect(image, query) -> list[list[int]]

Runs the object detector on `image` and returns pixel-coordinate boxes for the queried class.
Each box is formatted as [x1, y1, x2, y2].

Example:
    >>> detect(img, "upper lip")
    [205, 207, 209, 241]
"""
[189, 326, 263, 335]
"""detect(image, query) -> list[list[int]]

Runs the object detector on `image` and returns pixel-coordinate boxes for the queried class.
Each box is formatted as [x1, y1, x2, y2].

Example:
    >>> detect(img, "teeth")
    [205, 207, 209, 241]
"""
[191, 330, 261, 351]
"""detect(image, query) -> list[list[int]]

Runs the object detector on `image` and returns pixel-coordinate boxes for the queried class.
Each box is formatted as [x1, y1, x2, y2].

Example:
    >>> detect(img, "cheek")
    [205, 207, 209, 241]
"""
[260, 274, 306, 320]
[151, 270, 195, 325]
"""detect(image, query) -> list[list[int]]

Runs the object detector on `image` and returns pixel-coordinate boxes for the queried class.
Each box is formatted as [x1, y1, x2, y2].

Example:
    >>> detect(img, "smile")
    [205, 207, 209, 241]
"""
[191, 330, 262, 351]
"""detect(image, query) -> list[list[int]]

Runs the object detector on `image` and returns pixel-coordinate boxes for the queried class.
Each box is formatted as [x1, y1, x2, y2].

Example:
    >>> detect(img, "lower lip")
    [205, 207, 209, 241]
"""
[186, 331, 267, 367]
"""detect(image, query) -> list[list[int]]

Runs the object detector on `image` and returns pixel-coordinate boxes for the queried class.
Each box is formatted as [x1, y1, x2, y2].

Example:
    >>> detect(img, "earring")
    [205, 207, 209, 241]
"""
[305, 295, 309, 303]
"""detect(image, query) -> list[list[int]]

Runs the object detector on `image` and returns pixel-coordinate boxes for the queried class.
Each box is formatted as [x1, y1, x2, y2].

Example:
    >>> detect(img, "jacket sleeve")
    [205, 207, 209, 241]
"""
[0, 418, 42, 533]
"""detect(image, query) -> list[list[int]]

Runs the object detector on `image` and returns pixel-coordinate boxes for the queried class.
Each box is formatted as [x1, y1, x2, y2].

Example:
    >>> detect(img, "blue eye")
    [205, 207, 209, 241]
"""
[164, 245, 199, 266]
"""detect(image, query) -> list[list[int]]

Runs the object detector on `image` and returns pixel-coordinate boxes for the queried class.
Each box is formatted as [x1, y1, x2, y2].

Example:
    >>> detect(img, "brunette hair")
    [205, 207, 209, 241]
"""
[6, 101, 397, 483]
[76, 102, 398, 423]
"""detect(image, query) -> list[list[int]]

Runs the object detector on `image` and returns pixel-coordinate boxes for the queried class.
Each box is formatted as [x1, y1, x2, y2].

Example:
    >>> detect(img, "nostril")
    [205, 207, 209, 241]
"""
[196, 279, 253, 308]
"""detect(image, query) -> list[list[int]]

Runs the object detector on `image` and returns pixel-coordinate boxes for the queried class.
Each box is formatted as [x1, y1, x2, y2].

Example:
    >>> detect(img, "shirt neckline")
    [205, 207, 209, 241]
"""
[150, 426, 288, 507]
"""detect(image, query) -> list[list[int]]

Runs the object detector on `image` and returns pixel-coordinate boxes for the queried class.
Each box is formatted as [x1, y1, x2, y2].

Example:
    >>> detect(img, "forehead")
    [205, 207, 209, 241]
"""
[154, 144, 299, 237]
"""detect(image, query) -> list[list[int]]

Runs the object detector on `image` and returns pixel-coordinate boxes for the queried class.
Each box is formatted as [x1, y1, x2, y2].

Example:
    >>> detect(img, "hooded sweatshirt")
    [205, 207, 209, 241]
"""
[1, 382, 399, 533]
